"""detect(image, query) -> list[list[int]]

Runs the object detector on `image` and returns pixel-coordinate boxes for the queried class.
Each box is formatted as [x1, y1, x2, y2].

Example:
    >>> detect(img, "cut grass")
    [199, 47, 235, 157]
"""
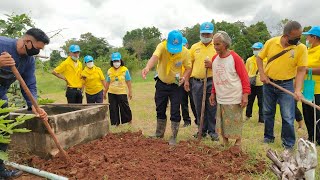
[36, 70, 320, 179]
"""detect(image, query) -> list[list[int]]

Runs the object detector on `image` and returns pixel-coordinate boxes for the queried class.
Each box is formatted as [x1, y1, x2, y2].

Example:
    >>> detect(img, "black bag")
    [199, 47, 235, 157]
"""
[249, 70, 259, 86]
[0, 68, 16, 86]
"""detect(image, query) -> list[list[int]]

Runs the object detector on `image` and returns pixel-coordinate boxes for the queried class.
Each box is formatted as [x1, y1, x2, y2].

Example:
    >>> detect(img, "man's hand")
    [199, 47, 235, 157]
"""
[0, 52, 15, 67]
[294, 91, 303, 101]
[240, 94, 249, 108]
[128, 91, 132, 100]
[260, 73, 270, 84]
[142, 67, 150, 79]
[204, 58, 212, 69]
[32, 106, 48, 121]
[209, 93, 216, 106]
[183, 79, 190, 92]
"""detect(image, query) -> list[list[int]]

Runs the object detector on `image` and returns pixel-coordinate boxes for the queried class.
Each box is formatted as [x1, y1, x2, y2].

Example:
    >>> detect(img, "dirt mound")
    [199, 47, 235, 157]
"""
[23, 131, 265, 179]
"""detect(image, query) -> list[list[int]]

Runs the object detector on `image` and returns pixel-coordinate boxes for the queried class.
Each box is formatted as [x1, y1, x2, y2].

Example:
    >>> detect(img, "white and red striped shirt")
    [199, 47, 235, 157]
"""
[211, 51, 250, 104]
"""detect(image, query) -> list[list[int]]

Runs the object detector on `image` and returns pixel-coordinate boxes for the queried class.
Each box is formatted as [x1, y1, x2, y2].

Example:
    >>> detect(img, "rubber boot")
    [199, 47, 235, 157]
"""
[169, 121, 180, 145]
[149, 119, 166, 138]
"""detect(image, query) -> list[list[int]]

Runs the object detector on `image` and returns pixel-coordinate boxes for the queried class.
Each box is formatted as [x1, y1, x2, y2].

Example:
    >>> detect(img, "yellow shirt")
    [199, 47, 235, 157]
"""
[54, 56, 83, 88]
[190, 41, 216, 79]
[107, 66, 129, 95]
[306, 45, 320, 94]
[153, 41, 192, 84]
[258, 36, 308, 80]
[81, 66, 105, 95]
[245, 55, 267, 86]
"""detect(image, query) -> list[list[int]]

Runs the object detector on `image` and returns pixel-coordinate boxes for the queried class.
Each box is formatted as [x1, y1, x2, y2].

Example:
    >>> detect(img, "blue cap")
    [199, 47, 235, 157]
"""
[69, 44, 81, 53]
[251, 42, 264, 49]
[167, 30, 183, 54]
[84, 55, 94, 63]
[111, 52, 121, 61]
[200, 22, 214, 34]
[182, 37, 188, 46]
[302, 26, 320, 38]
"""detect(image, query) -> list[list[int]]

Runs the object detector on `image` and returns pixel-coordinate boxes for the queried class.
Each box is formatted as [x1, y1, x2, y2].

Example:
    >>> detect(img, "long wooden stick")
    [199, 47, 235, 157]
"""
[268, 81, 320, 111]
[198, 68, 208, 141]
[11, 66, 68, 160]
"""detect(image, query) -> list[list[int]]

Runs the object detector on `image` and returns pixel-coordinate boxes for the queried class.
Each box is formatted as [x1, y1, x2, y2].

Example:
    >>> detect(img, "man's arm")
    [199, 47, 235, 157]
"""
[307, 68, 320, 75]
[52, 70, 68, 85]
[295, 66, 307, 100]
[256, 56, 269, 83]
[142, 55, 159, 79]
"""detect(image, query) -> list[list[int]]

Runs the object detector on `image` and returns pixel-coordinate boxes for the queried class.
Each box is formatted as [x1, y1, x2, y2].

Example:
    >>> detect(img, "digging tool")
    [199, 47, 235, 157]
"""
[11, 66, 68, 161]
[198, 67, 208, 141]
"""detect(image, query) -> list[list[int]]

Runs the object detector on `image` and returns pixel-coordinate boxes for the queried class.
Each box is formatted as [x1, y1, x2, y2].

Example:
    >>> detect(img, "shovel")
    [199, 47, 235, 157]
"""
[11, 66, 68, 161]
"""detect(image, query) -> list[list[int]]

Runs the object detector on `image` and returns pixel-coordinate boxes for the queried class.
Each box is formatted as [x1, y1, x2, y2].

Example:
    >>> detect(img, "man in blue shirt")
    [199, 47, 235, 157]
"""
[0, 28, 49, 179]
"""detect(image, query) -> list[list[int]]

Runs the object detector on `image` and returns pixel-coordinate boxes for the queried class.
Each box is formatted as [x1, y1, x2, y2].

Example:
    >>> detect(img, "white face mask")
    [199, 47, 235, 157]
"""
[113, 62, 121, 68]
[253, 50, 261, 56]
[86, 62, 94, 68]
[306, 40, 310, 48]
[71, 56, 78, 61]
[200, 35, 212, 44]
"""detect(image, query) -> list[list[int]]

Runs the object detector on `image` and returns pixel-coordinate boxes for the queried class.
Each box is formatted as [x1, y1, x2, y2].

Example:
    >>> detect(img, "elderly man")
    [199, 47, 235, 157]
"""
[189, 22, 218, 141]
[142, 30, 192, 145]
[0, 28, 49, 179]
[257, 21, 307, 149]
[52, 45, 83, 104]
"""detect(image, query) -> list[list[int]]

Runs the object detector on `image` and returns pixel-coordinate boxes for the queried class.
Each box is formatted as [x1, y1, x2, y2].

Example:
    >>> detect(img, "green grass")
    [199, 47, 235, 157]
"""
[36, 69, 320, 179]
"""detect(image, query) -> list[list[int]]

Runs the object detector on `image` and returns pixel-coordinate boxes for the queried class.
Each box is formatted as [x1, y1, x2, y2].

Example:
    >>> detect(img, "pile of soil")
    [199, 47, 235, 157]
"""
[19, 131, 265, 179]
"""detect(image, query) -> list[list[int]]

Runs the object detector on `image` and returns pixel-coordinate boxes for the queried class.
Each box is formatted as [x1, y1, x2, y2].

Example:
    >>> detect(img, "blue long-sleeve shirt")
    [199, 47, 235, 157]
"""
[0, 36, 37, 108]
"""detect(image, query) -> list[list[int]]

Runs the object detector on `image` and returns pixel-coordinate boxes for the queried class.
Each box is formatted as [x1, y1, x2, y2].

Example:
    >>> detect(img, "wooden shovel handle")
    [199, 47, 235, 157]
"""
[198, 68, 208, 141]
[11, 66, 68, 161]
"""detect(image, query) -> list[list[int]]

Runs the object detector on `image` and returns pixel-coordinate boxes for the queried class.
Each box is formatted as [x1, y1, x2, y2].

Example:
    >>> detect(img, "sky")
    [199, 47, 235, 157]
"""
[0, 0, 318, 58]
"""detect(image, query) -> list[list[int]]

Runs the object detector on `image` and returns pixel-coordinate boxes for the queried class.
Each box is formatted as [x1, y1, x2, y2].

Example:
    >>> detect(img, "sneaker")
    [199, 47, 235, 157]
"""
[0, 169, 23, 179]
[263, 138, 274, 144]
[209, 133, 219, 141]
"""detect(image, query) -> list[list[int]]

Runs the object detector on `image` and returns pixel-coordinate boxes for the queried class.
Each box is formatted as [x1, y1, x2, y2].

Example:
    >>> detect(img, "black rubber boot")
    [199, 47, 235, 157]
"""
[149, 119, 166, 138]
[169, 121, 180, 145]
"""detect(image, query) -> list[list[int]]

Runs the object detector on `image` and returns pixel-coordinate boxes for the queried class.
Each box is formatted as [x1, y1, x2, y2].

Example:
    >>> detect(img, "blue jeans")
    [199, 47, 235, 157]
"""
[263, 80, 295, 148]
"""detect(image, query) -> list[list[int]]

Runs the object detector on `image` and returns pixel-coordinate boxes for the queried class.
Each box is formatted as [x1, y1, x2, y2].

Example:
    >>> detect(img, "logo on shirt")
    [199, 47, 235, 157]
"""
[195, 48, 200, 53]
[175, 61, 182, 67]
[290, 50, 295, 58]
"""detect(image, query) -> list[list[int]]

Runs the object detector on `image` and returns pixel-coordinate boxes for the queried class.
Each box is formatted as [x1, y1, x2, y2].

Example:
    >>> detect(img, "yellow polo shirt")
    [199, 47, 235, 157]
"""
[245, 55, 267, 86]
[54, 56, 83, 88]
[258, 36, 308, 80]
[107, 66, 130, 95]
[306, 45, 320, 94]
[190, 41, 216, 79]
[81, 66, 105, 95]
[153, 41, 192, 84]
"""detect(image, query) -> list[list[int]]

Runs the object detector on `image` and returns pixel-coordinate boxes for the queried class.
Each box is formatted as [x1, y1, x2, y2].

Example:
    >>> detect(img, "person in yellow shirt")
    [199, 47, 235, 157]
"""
[257, 21, 308, 149]
[245, 42, 264, 123]
[302, 26, 320, 145]
[189, 22, 218, 141]
[81, 55, 107, 103]
[142, 30, 192, 145]
[52, 44, 83, 103]
[105, 52, 132, 126]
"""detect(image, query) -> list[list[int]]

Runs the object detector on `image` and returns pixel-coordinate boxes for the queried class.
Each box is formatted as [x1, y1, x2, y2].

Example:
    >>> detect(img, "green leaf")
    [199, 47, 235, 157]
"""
[0, 120, 15, 124]
[0, 138, 11, 144]
[15, 114, 35, 122]
[12, 128, 31, 133]
[0, 151, 8, 161]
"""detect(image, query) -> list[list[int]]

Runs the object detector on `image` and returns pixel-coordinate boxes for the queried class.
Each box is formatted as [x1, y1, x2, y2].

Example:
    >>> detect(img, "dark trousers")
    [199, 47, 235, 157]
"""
[66, 88, 83, 104]
[86, 90, 103, 103]
[191, 78, 217, 136]
[108, 93, 132, 125]
[180, 81, 197, 124]
[302, 94, 320, 144]
[246, 85, 263, 122]
[155, 79, 183, 122]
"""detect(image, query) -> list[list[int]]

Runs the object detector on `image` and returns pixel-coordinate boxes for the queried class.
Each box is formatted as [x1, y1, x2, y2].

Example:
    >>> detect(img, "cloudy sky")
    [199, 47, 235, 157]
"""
[0, 0, 318, 57]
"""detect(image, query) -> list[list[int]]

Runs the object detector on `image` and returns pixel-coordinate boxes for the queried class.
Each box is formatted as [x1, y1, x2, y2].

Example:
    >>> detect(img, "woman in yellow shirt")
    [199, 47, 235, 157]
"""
[302, 26, 320, 145]
[81, 55, 107, 103]
[104, 52, 132, 126]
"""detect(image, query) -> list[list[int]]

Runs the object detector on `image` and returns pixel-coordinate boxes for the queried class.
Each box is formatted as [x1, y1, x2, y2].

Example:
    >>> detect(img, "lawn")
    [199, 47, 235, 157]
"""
[36, 69, 320, 179]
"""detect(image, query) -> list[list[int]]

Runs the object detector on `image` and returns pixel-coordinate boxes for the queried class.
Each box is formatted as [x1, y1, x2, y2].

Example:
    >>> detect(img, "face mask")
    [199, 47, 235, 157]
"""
[25, 41, 40, 56]
[253, 50, 260, 56]
[113, 62, 121, 68]
[306, 40, 310, 48]
[87, 62, 94, 68]
[71, 56, 78, 61]
[200, 35, 212, 44]
[288, 37, 300, 45]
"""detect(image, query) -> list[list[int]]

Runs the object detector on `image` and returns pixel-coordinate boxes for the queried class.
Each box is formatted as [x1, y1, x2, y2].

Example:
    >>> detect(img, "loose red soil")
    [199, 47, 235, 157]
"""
[17, 131, 265, 179]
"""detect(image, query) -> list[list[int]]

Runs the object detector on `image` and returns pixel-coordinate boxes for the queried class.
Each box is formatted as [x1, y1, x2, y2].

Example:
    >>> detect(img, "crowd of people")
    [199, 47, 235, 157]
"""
[0, 20, 319, 179]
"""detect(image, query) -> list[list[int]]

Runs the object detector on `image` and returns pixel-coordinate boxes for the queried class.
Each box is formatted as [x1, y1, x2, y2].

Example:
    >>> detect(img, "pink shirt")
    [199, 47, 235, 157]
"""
[211, 51, 250, 104]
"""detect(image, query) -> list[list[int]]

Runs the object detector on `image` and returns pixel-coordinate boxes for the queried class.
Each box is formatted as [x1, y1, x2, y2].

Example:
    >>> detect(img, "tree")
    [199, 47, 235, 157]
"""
[49, 50, 63, 68]
[274, 18, 290, 36]
[243, 21, 271, 44]
[182, 24, 200, 47]
[123, 26, 161, 60]
[0, 13, 34, 38]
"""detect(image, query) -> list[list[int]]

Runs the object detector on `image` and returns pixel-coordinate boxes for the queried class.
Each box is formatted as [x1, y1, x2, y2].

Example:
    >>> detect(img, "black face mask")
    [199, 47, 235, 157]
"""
[288, 37, 300, 45]
[25, 41, 40, 56]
